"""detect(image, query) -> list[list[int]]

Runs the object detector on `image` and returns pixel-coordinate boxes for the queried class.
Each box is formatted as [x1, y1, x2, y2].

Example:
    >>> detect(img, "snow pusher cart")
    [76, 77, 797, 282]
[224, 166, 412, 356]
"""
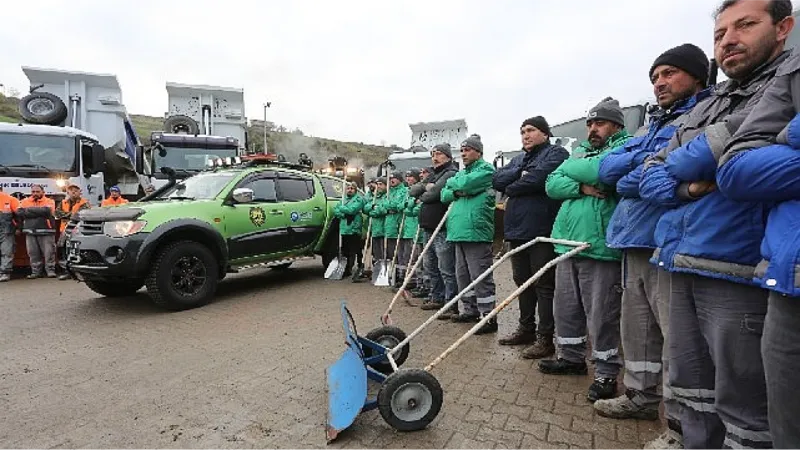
[325, 237, 590, 441]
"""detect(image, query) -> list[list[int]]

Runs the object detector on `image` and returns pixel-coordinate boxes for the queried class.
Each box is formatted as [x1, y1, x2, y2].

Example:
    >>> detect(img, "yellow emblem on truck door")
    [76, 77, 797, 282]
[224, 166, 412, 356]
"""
[249, 206, 266, 227]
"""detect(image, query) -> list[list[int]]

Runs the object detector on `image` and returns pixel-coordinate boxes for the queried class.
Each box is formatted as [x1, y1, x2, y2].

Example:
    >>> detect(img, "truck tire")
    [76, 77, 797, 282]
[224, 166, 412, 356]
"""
[18, 92, 68, 125]
[163, 115, 200, 135]
[146, 240, 219, 311]
[84, 278, 144, 297]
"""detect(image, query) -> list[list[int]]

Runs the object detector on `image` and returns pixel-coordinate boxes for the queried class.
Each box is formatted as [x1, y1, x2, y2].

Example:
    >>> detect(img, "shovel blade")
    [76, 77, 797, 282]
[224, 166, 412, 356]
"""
[373, 261, 390, 286]
[325, 337, 368, 442]
[325, 257, 348, 280]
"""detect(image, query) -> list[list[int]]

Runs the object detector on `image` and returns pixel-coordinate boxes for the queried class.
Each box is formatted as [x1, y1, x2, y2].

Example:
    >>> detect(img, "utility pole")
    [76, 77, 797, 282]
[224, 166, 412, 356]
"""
[263, 102, 272, 154]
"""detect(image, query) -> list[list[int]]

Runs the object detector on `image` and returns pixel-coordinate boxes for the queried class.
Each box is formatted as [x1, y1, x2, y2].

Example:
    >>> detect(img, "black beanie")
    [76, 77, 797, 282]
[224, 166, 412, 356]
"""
[461, 134, 483, 153]
[521, 116, 552, 137]
[649, 43, 709, 86]
[432, 143, 453, 159]
[587, 97, 625, 127]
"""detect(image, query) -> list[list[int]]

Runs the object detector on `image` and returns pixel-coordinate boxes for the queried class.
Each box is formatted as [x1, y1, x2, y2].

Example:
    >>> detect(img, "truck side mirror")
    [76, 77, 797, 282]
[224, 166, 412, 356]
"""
[232, 188, 254, 203]
[155, 143, 167, 158]
[82, 143, 105, 175]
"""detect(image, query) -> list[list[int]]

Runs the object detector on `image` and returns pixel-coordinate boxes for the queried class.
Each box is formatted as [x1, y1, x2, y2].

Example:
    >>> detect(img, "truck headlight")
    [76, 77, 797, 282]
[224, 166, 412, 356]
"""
[103, 220, 147, 238]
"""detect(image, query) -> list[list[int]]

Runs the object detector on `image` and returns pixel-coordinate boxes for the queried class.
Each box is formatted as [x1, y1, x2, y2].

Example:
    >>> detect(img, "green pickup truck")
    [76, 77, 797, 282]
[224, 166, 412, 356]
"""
[66, 160, 343, 310]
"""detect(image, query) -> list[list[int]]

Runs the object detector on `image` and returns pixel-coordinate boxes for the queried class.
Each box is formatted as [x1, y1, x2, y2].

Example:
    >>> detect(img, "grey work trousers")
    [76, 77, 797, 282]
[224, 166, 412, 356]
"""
[554, 257, 623, 378]
[0, 233, 14, 274]
[509, 240, 556, 336]
[26, 233, 56, 276]
[620, 249, 678, 422]
[763, 291, 800, 449]
[454, 242, 496, 316]
[667, 272, 770, 449]
[371, 237, 396, 262]
[422, 230, 444, 301]
[397, 238, 422, 285]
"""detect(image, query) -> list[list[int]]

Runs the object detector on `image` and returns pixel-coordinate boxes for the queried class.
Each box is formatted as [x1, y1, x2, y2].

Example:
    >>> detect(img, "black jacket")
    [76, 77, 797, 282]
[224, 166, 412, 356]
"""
[417, 161, 458, 230]
[492, 142, 568, 240]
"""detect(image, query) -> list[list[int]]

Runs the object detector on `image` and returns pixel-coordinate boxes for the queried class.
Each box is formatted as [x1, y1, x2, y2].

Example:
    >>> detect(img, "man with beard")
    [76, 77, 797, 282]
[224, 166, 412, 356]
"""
[639, 1, 794, 447]
[592, 44, 710, 449]
[493, 116, 568, 358]
[538, 98, 631, 404]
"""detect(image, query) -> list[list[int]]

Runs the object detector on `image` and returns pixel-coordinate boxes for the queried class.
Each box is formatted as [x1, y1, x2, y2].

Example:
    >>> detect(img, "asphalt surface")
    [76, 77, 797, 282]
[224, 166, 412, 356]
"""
[0, 259, 663, 448]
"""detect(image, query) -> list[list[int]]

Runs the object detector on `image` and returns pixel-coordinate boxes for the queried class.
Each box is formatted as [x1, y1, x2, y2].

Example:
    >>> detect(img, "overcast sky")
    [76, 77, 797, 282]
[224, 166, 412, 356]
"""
[2, 0, 795, 155]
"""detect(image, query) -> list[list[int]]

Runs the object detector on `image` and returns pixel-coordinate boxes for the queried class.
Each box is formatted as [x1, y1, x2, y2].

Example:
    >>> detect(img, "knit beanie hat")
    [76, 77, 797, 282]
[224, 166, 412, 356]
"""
[390, 171, 404, 182]
[461, 134, 483, 153]
[521, 116, 552, 137]
[432, 143, 453, 159]
[404, 168, 421, 182]
[586, 97, 625, 127]
[649, 43, 709, 87]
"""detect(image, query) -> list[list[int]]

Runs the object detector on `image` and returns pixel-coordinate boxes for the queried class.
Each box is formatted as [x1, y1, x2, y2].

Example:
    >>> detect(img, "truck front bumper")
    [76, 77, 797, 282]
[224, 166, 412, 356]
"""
[66, 232, 149, 279]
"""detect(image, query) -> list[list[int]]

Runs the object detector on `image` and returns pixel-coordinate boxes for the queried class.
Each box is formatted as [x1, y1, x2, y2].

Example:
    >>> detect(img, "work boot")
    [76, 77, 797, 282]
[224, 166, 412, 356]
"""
[474, 316, 498, 335]
[411, 287, 429, 298]
[538, 358, 588, 375]
[420, 300, 444, 311]
[644, 429, 683, 449]
[437, 304, 460, 320]
[587, 377, 617, 403]
[27, 273, 41, 280]
[521, 334, 555, 359]
[593, 391, 660, 420]
[0, 274, 10, 282]
[58, 274, 71, 281]
[498, 328, 537, 346]
[450, 313, 480, 323]
[46, 272, 57, 279]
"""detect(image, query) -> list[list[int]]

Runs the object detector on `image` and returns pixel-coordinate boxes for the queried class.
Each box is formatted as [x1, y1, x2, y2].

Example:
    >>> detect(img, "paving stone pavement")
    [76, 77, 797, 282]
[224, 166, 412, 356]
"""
[0, 259, 663, 448]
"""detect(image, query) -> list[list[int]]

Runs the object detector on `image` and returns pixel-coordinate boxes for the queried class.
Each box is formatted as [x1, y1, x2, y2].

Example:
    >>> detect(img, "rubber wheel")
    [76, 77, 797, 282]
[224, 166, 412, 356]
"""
[163, 115, 200, 134]
[364, 326, 410, 373]
[146, 241, 219, 311]
[84, 278, 144, 297]
[270, 262, 292, 270]
[377, 369, 443, 432]
[19, 92, 68, 125]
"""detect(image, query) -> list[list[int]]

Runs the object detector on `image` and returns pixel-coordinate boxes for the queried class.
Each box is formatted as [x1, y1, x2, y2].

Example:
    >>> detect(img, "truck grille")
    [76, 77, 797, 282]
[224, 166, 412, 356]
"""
[78, 220, 104, 235]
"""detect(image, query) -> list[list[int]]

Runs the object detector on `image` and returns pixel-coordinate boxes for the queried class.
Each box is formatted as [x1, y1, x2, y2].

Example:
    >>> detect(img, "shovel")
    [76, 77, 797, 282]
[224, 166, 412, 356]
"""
[325, 176, 349, 280]
[388, 212, 406, 287]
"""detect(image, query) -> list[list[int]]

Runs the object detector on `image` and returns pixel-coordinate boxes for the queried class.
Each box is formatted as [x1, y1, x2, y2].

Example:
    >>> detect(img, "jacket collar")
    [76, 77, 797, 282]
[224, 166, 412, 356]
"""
[715, 50, 791, 95]
[433, 160, 455, 173]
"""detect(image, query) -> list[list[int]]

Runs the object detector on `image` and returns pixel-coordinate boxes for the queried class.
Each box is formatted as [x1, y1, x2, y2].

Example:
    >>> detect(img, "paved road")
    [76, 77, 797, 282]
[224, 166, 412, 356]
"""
[0, 259, 663, 448]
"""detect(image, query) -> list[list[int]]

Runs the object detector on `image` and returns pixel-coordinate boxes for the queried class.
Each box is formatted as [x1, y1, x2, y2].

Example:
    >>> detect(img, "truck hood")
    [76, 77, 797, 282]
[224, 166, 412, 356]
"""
[78, 205, 145, 222]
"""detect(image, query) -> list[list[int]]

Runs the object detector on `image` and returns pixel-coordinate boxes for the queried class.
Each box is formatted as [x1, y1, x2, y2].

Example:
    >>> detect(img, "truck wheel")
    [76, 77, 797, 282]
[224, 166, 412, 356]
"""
[163, 115, 200, 135]
[19, 92, 68, 125]
[146, 240, 219, 311]
[84, 278, 144, 297]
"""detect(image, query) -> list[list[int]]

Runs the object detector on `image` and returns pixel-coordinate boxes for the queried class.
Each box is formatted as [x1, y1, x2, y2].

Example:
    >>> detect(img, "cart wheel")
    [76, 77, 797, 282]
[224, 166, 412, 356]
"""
[364, 326, 409, 373]
[377, 369, 443, 432]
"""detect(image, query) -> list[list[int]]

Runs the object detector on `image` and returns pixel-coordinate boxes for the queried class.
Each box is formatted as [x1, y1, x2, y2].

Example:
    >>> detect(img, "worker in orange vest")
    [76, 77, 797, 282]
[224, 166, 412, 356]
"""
[0, 187, 20, 282]
[101, 186, 129, 207]
[19, 184, 57, 279]
[56, 184, 90, 280]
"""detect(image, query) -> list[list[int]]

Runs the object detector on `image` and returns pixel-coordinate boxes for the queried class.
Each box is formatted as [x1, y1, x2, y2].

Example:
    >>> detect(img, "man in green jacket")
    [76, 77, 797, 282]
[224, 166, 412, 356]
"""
[333, 182, 366, 278]
[365, 180, 387, 265]
[397, 169, 423, 290]
[538, 97, 631, 403]
[442, 134, 498, 334]
[379, 172, 409, 284]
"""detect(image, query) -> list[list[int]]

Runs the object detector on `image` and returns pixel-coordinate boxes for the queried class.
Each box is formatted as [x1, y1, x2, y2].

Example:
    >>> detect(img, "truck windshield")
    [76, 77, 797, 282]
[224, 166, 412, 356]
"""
[383, 156, 432, 176]
[0, 133, 77, 172]
[158, 171, 238, 200]
[155, 146, 239, 172]
[550, 106, 645, 152]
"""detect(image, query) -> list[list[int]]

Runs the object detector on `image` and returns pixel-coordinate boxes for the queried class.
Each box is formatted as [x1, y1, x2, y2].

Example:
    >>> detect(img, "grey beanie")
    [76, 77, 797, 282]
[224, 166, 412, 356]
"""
[432, 143, 452, 159]
[461, 134, 484, 153]
[586, 97, 625, 127]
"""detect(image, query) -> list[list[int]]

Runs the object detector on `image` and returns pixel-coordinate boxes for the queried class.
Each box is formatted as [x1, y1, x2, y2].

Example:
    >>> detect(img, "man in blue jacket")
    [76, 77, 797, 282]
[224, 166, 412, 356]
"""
[716, 39, 800, 450]
[593, 44, 710, 445]
[638, 1, 794, 447]
[493, 116, 568, 358]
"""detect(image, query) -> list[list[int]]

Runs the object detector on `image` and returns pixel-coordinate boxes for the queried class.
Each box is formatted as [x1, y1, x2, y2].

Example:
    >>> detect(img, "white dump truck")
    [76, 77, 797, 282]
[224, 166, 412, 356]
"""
[379, 119, 468, 177]
[0, 66, 149, 205]
[148, 82, 247, 188]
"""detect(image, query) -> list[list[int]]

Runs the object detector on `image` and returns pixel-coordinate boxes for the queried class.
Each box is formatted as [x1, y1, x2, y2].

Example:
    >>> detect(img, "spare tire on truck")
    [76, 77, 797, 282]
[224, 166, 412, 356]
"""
[18, 92, 68, 125]
[163, 115, 200, 135]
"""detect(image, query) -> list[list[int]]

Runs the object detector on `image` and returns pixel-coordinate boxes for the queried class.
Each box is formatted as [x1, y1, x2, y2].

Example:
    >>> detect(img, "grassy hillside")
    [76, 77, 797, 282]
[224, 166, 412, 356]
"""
[1, 93, 393, 170]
